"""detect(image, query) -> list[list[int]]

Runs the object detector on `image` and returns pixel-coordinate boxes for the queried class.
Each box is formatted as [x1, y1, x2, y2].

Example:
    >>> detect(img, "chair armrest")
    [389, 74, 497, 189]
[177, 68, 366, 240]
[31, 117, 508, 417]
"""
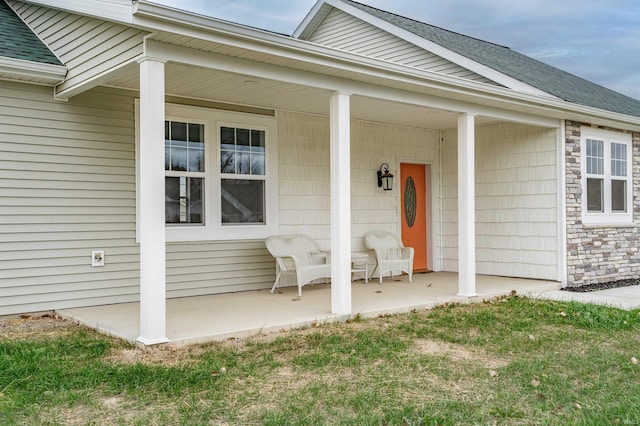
[289, 252, 313, 267]
[310, 250, 329, 264]
[401, 247, 414, 259]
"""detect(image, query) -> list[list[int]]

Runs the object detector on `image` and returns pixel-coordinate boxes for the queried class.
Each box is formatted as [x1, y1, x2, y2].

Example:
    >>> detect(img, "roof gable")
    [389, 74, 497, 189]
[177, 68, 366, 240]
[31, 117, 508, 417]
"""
[303, 6, 502, 87]
[0, 0, 61, 65]
[298, 0, 640, 118]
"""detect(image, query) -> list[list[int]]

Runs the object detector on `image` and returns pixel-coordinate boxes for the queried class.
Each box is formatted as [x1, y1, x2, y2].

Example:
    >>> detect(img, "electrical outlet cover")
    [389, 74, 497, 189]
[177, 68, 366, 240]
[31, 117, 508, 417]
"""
[92, 250, 105, 267]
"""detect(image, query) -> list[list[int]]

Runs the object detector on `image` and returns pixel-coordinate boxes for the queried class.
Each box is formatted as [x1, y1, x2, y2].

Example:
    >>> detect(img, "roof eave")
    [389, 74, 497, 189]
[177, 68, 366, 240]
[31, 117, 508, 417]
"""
[14, 1, 599, 131]
[293, 1, 332, 39]
[0, 56, 66, 85]
[133, 1, 640, 131]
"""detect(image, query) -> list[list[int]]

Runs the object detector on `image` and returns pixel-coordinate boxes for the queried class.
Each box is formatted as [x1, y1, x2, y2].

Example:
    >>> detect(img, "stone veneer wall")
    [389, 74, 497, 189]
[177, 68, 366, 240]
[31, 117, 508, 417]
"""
[565, 120, 640, 286]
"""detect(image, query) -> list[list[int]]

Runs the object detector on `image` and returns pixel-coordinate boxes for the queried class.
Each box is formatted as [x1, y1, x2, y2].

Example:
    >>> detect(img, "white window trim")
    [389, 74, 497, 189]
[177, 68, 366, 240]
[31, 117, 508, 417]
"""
[580, 126, 632, 225]
[136, 101, 279, 242]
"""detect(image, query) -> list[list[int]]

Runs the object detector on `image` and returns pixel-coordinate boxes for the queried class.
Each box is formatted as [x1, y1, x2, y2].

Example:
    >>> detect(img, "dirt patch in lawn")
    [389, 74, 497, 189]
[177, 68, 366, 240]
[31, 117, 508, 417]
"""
[104, 344, 204, 366]
[414, 338, 510, 369]
[0, 312, 76, 340]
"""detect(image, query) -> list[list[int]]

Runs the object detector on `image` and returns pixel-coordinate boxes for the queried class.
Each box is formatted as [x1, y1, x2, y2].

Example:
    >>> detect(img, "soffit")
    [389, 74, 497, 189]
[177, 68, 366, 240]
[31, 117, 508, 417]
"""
[103, 61, 495, 130]
[101, 31, 639, 130]
[143, 31, 531, 110]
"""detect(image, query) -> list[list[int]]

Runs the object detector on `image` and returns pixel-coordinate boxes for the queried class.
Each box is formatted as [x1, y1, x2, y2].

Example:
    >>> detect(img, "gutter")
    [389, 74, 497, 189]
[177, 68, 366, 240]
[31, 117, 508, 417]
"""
[0, 56, 66, 85]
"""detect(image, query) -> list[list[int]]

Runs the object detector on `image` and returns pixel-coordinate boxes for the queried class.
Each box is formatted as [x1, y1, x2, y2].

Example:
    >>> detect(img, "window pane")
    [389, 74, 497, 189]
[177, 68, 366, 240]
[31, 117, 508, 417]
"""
[221, 127, 235, 149]
[170, 141, 187, 171]
[165, 142, 170, 170]
[188, 123, 203, 142]
[586, 139, 603, 175]
[237, 151, 250, 174]
[251, 130, 265, 149]
[586, 178, 603, 212]
[251, 153, 265, 175]
[611, 142, 627, 177]
[611, 180, 627, 212]
[236, 128, 250, 150]
[188, 142, 204, 172]
[171, 122, 187, 141]
[165, 177, 203, 224]
[221, 150, 235, 174]
[221, 179, 265, 224]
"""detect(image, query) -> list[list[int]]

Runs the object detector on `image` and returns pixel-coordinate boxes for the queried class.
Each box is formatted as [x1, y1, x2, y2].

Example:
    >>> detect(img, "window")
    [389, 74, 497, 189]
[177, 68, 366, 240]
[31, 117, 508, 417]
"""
[581, 127, 632, 224]
[136, 101, 278, 242]
[220, 126, 266, 225]
[165, 120, 205, 225]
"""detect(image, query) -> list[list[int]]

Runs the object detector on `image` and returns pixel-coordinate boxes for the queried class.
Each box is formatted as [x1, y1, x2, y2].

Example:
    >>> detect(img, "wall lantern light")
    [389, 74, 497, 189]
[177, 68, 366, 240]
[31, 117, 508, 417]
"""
[377, 162, 394, 191]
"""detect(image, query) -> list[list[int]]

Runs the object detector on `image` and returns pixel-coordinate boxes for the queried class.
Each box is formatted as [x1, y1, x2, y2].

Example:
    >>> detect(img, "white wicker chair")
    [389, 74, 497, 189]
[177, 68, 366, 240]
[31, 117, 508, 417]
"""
[364, 231, 414, 284]
[265, 234, 331, 297]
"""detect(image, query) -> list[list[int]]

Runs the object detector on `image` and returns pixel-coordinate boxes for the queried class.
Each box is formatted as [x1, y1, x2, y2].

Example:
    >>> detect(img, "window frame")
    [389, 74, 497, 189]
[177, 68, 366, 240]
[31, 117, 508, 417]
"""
[580, 126, 633, 225]
[216, 121, 269, 227]
[164, 118, 208, 226]
[136, 101, 279, 242]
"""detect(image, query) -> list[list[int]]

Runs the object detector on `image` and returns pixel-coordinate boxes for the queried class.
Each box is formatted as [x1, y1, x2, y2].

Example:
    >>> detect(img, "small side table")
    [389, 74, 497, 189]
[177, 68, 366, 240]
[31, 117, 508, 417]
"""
[351, 252, 369, 283]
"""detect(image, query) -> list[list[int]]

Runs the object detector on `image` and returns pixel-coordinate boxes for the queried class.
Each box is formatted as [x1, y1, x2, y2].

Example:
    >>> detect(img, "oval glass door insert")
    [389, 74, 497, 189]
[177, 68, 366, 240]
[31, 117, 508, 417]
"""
[404, 176, 416, 228]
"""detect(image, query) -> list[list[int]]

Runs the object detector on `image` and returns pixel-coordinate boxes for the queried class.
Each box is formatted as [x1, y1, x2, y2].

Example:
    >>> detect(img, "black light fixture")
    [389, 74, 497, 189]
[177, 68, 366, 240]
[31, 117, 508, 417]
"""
[377, 162, 394, 191]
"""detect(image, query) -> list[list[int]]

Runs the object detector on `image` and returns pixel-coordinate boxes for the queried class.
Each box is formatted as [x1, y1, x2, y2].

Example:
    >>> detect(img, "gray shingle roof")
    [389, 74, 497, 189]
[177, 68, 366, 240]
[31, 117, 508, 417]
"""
[0, 0, 62, 65]
[342, 0, 640, 118]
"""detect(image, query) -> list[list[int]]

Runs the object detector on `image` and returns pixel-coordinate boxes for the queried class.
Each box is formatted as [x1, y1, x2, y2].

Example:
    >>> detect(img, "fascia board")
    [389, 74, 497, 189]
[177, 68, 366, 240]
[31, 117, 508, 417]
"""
[323, 0, 554, 98]
[292, 1, 332, 39]
[146, 40, 640, 132]
[18, 0, 133, 23]
[0, 56, 66, 84]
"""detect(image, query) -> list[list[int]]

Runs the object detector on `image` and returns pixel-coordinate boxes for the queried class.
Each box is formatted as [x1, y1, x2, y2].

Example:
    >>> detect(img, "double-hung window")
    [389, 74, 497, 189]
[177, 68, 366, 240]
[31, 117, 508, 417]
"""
[136, 102, 278, 242]
[165, 120, 206, 225]
[582, 127, 632, 225]
[220, 126, 266, 225]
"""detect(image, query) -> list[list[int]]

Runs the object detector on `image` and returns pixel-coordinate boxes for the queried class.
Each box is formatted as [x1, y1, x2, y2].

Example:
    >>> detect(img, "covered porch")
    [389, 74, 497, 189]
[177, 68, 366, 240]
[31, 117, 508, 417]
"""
[59, 273, 560, 347]
[69, 14, 566, 345]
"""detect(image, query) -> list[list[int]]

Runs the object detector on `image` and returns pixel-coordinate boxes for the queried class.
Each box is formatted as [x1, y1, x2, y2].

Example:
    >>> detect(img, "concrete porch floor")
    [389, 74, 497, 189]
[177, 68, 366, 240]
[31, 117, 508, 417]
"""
[58, 272, 560, 347]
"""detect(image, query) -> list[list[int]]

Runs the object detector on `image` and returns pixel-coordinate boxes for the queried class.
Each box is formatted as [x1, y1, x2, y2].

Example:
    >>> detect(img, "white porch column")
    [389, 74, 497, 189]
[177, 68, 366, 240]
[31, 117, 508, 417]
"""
[457, 113, 477, 297]
[330, 92, 352, 315]
[137, 57, 169, 345]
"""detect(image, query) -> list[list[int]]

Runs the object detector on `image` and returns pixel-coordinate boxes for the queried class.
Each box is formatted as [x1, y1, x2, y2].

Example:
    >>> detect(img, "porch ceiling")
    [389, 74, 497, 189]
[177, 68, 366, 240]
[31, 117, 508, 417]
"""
[104, 62, 497, 130]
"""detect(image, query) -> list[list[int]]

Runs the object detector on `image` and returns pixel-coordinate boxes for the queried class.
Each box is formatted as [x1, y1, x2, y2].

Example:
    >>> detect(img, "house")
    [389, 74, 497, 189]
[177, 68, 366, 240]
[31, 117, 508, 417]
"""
[1, 0, 639, 344]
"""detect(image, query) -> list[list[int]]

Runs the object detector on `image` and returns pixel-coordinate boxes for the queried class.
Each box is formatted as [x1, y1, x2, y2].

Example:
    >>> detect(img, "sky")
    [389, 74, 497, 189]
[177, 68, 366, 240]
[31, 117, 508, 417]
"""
[153, 0, 640, 101]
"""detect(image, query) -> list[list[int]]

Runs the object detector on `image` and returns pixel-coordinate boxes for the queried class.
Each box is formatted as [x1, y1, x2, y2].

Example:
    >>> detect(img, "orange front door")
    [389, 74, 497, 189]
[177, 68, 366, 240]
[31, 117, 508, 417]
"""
[400, 163, 429, 271]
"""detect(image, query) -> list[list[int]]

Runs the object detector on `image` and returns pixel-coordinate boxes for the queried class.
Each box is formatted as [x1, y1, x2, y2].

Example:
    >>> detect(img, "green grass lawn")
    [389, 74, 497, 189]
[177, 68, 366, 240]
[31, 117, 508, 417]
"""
[1, 295, 639, 425]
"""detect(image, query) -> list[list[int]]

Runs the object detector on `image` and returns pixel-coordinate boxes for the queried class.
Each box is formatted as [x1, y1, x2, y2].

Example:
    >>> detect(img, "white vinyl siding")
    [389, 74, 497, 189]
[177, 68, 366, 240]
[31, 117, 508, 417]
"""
[9, 0, 147, 95]
[0, 82, 139, 315]
[166, 241, 274, 297]
[307, 8, 499, 85]
[0, 82, 276, 315]
[441, 123, 558, 280]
